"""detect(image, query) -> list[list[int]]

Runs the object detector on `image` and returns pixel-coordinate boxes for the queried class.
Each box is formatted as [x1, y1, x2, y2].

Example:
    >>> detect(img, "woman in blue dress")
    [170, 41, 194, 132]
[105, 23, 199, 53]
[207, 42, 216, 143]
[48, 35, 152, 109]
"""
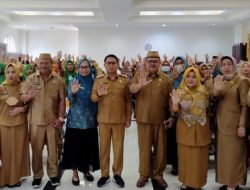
[61, 59, 100, 186]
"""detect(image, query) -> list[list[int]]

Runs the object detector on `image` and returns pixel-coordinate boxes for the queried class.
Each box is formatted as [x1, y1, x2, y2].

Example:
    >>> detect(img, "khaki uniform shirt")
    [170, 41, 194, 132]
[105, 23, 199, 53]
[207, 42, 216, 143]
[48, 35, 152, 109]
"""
[91, 74, 132, 124]
[217, 74, 249, 136]
[20, 71, 65, 125]
[131, 72, 172, 124]
[0, 83, 26, 126]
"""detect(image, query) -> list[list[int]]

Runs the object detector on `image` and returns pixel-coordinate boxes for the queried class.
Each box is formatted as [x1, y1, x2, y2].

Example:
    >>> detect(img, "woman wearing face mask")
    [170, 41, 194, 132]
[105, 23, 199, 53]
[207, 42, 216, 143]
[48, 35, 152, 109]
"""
[61, 59, 100, 186]
[214, 56, 249, 190]
[166, 56, 188, 176]
[0, 63, 30, 187]
[161, 58, 172, 78]
[171, 67, 210, 190]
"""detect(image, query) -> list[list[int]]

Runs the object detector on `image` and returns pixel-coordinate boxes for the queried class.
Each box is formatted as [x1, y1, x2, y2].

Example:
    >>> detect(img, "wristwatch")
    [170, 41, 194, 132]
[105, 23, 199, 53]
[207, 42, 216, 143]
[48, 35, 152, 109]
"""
[58, 117, 64, 122]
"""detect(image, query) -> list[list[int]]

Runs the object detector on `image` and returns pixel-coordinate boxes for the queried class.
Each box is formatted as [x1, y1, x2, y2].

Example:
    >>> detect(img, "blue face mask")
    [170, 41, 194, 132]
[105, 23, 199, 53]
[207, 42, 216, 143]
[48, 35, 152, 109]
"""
[162, 66, 170, 72]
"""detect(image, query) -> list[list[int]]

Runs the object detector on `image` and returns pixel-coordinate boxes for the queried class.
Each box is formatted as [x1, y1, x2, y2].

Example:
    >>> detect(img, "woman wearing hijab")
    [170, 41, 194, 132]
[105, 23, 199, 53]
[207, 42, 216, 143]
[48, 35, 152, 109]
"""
[64, 60, 77, 89]
[199, 63, 213, 96]
[0, 63, 30, 187]
[214, 56, 249, 190]
[61, 59, 100, 186]
[0, 63, 6, 84]
[22, 64, 35, 81]
[239, 61, 250, 79]
[167, 56, 189, 176]
[171, 67, 211, 190]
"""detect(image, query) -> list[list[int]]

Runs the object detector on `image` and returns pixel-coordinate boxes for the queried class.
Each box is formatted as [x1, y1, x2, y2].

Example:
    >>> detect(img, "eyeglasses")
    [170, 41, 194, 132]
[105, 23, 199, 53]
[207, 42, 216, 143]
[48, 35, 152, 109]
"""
[106, 62, 117, 66]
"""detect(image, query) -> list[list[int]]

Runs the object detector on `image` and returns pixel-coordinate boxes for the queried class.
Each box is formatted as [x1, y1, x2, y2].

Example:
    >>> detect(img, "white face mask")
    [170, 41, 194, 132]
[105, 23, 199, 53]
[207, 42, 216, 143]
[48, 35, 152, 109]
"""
[175, 65, 184, 73]
[162, 66, 170, 72]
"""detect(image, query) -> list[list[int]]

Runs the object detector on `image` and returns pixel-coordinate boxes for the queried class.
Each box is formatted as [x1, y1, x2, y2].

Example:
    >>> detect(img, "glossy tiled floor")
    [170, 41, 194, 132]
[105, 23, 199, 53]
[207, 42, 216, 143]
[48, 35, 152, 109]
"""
[2, 121, 250, 190]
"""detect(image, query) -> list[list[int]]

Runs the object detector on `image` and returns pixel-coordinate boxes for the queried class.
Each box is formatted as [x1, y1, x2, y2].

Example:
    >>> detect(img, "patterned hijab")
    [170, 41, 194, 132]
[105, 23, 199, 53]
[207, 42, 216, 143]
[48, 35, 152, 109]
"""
[178, 67, 208, 127]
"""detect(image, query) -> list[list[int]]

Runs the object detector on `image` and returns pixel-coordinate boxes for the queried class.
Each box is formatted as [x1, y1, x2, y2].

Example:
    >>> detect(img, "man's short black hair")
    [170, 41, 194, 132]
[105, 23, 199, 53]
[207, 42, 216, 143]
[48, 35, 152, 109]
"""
[104, 54, 119, 63]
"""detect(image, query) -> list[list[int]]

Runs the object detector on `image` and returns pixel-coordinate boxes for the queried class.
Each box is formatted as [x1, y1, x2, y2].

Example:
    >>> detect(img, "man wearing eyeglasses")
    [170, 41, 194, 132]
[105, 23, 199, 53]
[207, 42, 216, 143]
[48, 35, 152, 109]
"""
[130, 51, 173, 188]
[91, 54, 132, 188]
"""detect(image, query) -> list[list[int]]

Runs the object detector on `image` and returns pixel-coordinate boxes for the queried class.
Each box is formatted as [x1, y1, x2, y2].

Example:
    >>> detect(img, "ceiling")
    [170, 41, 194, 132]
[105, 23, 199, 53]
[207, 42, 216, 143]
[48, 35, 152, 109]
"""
[0, 0, 250, 30]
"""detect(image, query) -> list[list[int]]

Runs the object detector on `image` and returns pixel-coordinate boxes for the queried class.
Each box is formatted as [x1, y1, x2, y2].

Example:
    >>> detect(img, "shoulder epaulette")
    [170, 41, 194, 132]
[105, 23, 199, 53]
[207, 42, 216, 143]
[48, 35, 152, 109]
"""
[96, 74, 105, 79]
[119, 74, 127, 78]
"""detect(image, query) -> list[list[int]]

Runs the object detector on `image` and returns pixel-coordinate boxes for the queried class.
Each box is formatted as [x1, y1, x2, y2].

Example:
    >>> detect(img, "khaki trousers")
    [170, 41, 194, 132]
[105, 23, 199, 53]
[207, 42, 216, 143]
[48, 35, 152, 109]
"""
[99, 123, 125, 177]
[137, 122, 166, 180]
[30, 124, 59, 178]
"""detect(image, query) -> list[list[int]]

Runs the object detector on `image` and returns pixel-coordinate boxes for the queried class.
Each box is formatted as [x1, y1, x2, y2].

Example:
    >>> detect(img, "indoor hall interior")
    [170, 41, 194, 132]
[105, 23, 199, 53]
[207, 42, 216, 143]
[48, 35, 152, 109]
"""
[1, 0, 250, 190]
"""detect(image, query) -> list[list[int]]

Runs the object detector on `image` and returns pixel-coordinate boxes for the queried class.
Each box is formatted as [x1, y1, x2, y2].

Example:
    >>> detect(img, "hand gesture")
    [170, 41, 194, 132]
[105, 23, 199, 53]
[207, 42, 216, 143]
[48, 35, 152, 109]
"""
[28, 84, 39, 99]
[71, 80, 80, 95]
[138, 71, 152, 88]
[170, 89, 181, 105]
[186, 54, 194, 66]
[172, 67, 179, 79]
[97, 83, 108, 96]
[214, 75, 224, 94]
[205, 53, 209, 63]
[137, 54, 142, 64]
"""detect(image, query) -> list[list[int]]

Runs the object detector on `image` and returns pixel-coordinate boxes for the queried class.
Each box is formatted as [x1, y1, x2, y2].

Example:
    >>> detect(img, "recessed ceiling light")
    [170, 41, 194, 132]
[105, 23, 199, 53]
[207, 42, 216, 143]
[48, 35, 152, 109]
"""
[115, 24, 119, 27]
[212, 24, 216, 26]
[139, 10, 224, 16]
[13, 11, 95, 16]
[162, 24, 166, 27]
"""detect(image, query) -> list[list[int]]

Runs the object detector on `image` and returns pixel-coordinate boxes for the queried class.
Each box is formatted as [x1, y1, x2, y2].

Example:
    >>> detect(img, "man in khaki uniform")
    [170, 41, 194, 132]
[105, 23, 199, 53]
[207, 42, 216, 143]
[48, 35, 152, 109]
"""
[130, 51, 173, 188]
[91, 54, 132, 188]
[20, 53, 65, 188]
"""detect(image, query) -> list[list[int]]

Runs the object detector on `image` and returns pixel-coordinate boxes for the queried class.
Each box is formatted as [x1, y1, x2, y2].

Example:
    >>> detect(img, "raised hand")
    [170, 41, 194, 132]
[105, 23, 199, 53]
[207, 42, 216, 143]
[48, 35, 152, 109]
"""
[138, 71, 152, 88]
[71, 79, 80, 95]
[171, 67, 179, 79]
[214, 75, 224, 95]
[97, 83, 108, 96]
[27, 84, 39, 99]
[170, 89, 181, 105]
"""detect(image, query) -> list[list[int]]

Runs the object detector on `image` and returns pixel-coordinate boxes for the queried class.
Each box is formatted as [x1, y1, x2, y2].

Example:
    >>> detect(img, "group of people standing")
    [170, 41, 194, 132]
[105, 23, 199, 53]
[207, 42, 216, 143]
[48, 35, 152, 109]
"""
[0, 50, 250, 190]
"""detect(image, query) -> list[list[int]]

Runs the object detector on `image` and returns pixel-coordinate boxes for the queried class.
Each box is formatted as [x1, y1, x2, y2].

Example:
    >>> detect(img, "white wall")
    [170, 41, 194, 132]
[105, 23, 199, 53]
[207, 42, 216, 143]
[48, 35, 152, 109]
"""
[0, 22, 22, 53]
[79, 26, 234, 65]
[27, 30, 79, 57]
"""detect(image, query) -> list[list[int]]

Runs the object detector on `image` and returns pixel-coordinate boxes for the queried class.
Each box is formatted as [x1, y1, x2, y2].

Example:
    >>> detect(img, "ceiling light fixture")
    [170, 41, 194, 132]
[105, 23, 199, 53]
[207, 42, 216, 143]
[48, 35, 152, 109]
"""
[13, 11, 95, 16]
[162, 24, 166, 27]
[139, 10, 224, 16]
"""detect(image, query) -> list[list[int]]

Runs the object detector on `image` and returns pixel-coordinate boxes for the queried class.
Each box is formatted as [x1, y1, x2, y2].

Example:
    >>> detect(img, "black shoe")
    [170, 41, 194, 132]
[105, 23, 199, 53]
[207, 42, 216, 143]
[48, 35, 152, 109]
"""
[7, 181, 21, 188]
[171, 168, 178, 175]
[97, 176, 110, 187]
[50, 177, 60, 186]
[219, 185, 227, 190]
[113, 175, 125, 188]
[84, 171, 94, 181]
[32, 178, 42, 189]
[72, 179, 80, 186]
